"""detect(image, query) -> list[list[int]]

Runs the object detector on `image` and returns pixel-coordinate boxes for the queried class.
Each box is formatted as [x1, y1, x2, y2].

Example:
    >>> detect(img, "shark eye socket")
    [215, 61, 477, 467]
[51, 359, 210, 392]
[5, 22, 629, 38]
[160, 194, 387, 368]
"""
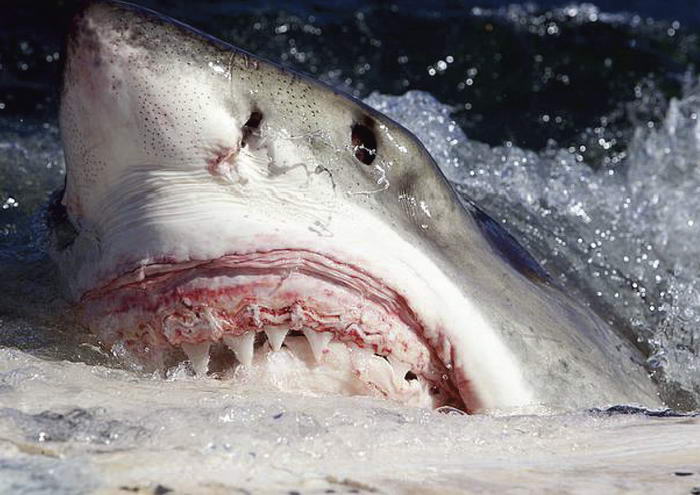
[351, 122, 377, 165]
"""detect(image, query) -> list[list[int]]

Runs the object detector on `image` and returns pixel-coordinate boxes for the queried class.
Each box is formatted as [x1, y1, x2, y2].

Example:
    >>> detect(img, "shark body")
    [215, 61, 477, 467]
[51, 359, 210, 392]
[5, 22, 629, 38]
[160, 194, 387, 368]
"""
[51, 0, 661, 412]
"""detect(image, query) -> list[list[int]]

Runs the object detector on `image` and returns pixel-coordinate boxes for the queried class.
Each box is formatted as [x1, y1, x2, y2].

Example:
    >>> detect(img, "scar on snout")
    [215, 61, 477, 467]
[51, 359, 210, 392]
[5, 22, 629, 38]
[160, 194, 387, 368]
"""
[207, 146, 239, 175]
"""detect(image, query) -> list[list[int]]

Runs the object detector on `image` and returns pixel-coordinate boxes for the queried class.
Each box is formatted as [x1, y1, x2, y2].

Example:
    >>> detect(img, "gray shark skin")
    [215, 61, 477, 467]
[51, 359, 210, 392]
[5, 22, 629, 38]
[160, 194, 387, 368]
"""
[51, 0, 661, 413]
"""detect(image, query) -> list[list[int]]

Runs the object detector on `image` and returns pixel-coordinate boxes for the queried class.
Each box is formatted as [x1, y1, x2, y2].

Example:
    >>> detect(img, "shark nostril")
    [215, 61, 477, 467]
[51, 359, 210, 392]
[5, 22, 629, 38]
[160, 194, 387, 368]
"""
[244, 111, 263, 129]
[351, 122, 377, 165]
[241, 110, 263, 147]
[404, 371, 418, 381]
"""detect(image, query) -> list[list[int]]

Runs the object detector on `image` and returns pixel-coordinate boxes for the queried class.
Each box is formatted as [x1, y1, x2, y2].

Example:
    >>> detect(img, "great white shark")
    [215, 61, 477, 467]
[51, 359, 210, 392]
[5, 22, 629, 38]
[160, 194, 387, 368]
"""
[50, 0, 661, 413]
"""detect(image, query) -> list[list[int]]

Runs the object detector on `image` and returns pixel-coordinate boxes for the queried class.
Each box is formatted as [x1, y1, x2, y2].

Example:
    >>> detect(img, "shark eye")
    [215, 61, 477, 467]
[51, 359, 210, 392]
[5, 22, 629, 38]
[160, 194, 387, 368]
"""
[351, 122, 377, 165]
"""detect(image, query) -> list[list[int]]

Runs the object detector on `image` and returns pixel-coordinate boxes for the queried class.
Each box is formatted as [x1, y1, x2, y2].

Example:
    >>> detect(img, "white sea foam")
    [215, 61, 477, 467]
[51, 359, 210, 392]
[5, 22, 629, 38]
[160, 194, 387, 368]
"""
[0, 348, 698, 493]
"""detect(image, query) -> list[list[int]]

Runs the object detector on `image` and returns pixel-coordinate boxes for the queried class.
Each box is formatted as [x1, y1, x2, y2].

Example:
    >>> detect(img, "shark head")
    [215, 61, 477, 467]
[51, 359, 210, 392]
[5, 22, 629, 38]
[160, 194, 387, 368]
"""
[52, 0, 661, 412]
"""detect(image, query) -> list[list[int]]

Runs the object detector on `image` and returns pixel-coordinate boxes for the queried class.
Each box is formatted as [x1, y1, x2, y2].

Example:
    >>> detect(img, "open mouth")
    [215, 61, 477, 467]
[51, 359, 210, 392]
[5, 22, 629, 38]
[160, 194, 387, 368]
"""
[81, 249, 467, 411]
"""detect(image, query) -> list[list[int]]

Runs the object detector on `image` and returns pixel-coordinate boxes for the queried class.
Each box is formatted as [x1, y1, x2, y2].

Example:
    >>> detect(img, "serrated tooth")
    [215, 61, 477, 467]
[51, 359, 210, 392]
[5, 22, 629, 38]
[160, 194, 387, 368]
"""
[264, 326, 288, 352]
[223, 332, 255, 366]
[182, 342, 211, 376]
[302, 328, 333, 362]
[371, 356, 397, 391]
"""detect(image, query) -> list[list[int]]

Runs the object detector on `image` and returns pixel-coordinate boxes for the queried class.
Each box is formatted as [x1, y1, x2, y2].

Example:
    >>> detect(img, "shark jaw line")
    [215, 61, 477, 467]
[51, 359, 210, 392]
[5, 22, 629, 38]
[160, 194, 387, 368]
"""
[80, 249, 469, 411]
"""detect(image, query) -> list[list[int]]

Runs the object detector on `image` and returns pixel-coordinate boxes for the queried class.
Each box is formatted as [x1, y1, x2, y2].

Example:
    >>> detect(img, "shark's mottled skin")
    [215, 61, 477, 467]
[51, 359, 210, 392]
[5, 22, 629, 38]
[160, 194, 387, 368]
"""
[51, 0, 661, 412]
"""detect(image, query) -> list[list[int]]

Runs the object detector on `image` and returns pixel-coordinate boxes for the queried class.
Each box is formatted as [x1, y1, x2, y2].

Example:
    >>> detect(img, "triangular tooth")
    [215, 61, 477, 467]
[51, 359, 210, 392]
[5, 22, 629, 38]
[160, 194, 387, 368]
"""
[182, 342, 211, 376]
[264, 326, 288, 352]
[302, 328, 333, 362]
[371, 357, 397, 392]
[223, 332, 255, 366]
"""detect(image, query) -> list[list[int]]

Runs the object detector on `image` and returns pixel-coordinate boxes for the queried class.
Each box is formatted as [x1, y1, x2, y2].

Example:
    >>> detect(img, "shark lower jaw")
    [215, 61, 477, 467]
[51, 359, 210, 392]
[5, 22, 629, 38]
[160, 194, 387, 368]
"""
[80, 249, 468, 411]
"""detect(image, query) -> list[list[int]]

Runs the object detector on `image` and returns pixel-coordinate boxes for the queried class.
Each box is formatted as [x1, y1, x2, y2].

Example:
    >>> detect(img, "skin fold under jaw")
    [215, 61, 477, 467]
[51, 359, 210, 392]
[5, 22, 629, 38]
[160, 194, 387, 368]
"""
[52, 0, 663, 413]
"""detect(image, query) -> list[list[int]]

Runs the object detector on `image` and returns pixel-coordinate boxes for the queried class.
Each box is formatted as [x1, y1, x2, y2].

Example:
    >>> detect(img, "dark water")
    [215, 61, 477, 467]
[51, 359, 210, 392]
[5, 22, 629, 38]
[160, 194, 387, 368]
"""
[1, 1, 700, 409]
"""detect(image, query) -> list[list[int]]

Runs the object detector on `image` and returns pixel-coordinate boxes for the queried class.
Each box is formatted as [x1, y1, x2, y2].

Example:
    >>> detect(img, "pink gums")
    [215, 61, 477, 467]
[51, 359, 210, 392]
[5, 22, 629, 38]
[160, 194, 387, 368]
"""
[80, 249, 471, 409]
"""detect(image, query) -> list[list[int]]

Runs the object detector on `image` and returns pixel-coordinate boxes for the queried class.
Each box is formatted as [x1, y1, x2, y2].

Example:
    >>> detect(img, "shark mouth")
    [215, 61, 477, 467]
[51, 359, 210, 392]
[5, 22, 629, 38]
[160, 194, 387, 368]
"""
[81, 249, 467, 411]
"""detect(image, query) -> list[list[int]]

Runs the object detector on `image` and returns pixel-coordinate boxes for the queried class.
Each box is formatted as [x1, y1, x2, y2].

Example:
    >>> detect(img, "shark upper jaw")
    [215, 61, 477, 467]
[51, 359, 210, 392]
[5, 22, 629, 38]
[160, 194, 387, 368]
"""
[55, 0, 519, 414]
[80, 248, 466, 410]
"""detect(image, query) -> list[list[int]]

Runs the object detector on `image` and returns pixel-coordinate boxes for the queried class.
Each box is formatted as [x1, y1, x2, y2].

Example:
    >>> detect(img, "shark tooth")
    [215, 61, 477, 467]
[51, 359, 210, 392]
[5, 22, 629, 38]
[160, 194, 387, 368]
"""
[371, 355, 397, 392]
[223, 332, 255, 366]
[302, 328, 333, 362]
[181, 341, 211, 376]
[264, 326, 288, 352]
